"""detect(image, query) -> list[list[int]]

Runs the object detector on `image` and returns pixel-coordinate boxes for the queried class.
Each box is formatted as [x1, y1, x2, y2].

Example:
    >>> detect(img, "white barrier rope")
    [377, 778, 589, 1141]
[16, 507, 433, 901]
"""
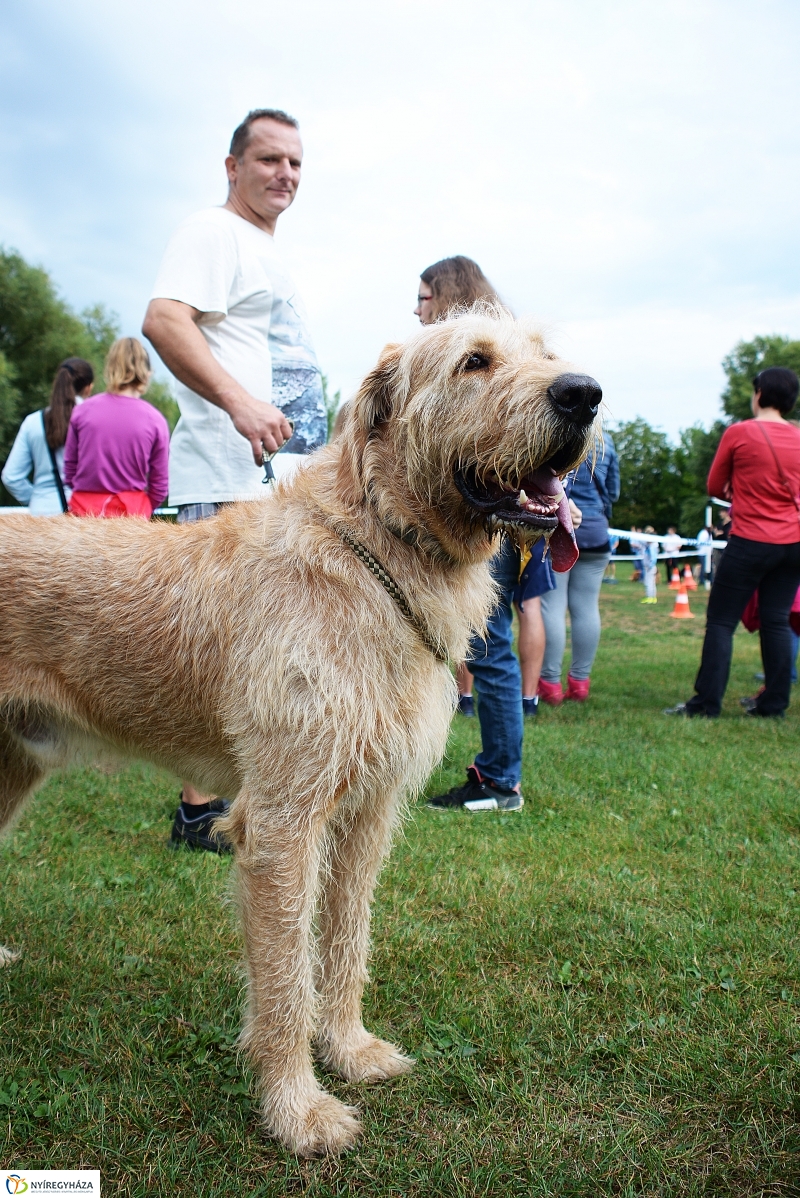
[608, 529, 727, 551]
[610, 550, 708, 561]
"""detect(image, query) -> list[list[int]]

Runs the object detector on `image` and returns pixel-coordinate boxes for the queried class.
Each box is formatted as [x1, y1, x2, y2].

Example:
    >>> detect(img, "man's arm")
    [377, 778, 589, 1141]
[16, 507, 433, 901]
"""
[142, 298, 292, 463]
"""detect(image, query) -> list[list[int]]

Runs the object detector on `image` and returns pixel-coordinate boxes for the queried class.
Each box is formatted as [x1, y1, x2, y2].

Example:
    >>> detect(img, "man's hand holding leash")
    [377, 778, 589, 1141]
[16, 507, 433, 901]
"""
[228, 390, 293, 464]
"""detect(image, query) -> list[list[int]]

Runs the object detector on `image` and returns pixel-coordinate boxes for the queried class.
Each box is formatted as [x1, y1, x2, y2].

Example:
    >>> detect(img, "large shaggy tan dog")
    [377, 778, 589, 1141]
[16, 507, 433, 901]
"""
[0, 311, 600, 1156]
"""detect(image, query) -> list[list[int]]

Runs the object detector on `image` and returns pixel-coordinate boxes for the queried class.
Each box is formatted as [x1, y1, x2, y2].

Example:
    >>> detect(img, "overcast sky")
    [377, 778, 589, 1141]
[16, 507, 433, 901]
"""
[2, 0, 798, 437]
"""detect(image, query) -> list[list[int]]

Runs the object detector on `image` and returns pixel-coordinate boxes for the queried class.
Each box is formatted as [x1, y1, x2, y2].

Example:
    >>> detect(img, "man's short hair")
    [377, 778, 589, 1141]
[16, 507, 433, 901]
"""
[753, 366, 799, 415]
[229, 109, 299, 160]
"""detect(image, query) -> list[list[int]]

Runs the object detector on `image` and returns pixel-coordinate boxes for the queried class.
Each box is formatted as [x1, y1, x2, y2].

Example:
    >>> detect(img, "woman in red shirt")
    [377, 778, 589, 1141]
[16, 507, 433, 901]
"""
[668, 366, 800, 718]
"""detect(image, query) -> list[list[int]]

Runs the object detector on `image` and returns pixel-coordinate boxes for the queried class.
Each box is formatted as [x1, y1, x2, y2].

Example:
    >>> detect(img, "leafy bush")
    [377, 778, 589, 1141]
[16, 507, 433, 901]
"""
[0, 249, 181, 503]
[722, 335, 800, 421]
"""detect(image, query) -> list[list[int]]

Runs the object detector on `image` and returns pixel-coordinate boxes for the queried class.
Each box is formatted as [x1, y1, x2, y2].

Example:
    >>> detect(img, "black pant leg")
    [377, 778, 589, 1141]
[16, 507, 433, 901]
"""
[687, 537, 771, 716]
[756, 543, 800, 715]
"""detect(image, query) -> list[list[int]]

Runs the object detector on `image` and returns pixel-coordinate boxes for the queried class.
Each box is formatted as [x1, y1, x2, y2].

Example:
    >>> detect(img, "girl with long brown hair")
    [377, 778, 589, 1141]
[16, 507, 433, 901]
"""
[414, 255, 501, 323]
[1, 357, 94, 514]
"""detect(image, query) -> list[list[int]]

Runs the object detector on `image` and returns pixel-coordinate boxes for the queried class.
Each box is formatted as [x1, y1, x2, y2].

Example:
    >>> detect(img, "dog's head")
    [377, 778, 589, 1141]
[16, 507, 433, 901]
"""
[338, 308, 601, 569]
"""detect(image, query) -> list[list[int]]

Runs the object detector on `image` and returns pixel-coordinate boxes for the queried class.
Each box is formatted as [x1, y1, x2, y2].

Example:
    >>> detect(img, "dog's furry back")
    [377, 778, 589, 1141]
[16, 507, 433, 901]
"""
[0, 447, 494, 855]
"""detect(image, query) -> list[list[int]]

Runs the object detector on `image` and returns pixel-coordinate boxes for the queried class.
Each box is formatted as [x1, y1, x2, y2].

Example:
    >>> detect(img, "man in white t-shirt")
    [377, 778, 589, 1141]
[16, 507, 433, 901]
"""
[143, 107, 327, 512]
[662, 525, 683, 583]
[142, 107, 327, 849]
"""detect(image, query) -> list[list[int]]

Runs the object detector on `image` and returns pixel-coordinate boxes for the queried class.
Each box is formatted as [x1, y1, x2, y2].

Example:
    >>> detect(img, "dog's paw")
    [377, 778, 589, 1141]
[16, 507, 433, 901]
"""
[318, 1030, 415, 1084]
[0, 945, 20, 967]
[266, 1090, 362, 1157]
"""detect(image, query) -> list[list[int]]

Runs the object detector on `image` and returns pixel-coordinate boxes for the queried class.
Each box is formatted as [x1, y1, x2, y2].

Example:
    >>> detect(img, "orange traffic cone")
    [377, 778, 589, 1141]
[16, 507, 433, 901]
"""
[669, 568, 681, 590]
[670, 584, 694, 619]
[683, 563, 697, 590]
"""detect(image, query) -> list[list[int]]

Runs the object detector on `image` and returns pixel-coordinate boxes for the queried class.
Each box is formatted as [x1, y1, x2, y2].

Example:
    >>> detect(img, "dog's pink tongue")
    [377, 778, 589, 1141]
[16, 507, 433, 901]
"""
[549, 494, 578, 572]
[527, 467, 578, 573]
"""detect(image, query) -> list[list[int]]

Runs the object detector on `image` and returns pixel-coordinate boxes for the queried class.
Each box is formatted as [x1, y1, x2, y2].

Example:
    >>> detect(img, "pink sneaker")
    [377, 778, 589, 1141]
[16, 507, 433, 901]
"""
[537, 679, 564, 706]
[565, 674, 590, 701]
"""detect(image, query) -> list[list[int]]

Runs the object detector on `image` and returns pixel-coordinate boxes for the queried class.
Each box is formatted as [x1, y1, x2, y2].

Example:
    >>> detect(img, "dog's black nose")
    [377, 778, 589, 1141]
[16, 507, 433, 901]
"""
[547, 373, 602, 426]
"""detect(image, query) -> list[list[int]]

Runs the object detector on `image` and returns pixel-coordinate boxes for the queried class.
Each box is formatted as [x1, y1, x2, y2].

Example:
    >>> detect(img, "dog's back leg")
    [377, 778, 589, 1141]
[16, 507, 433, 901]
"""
[0, 727, 46, 965]
[224, 793, 362, 1157]
[314, 789, 415, 1084]
[0, 725, 45, 835]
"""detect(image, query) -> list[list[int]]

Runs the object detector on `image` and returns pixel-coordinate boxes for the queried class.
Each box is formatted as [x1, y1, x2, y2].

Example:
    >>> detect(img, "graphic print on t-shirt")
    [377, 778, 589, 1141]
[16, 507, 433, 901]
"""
[268, 291, 327, 455]
[271, 367, 327, 455]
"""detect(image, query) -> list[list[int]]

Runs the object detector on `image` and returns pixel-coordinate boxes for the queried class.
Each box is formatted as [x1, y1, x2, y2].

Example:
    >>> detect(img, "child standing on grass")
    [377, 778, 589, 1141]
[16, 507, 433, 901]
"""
[641, 527, 659, 603]
[64, 338, 169, 519]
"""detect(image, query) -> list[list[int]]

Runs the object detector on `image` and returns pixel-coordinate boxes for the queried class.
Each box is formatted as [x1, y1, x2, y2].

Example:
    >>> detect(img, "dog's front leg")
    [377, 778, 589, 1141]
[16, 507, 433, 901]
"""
[315, 791, 414, 1084]
[233, 807, 361, 1157]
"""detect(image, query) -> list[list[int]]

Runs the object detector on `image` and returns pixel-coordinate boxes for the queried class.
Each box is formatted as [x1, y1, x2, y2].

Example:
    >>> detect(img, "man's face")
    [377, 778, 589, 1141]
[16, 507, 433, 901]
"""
[226, 119, 303, 227]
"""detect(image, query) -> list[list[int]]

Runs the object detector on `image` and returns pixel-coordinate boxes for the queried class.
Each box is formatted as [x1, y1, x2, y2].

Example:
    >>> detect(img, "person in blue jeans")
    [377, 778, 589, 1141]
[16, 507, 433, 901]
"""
[428, 538, 525, 812]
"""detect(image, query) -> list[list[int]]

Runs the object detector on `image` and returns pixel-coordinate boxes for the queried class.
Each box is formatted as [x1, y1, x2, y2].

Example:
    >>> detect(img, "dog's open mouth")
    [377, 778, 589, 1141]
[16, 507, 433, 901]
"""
[455, 461, 579, 571]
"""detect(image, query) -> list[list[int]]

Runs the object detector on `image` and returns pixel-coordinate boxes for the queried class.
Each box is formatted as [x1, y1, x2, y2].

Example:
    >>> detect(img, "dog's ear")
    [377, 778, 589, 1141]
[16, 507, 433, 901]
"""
[354, 343, 403, 434]
[336, 343, 403, 507]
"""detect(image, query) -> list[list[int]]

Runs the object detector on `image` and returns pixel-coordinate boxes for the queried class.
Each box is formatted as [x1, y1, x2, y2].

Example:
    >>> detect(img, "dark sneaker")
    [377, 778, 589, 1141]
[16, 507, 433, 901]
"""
[744, 706, 784, 719]
[457, 694, 475, 717]
[427, 766, 524, 812]
[170, 798, 233, 853]
[663, 702, 715, 718]
[522, 696, 539, 718]
[739, 695, 759, 712]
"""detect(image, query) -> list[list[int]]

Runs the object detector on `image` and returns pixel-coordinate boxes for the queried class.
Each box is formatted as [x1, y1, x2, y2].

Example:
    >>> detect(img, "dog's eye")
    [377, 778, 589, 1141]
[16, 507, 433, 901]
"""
[464, 353, 490, 372]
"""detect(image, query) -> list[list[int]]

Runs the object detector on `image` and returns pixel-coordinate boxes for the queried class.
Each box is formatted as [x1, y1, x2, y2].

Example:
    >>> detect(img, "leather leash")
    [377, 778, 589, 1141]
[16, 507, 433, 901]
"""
[334, 525, 448, 664]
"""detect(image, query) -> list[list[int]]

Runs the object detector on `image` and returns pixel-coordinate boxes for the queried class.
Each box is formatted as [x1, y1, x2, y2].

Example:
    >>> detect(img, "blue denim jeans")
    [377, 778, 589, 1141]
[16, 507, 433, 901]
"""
[466, 538, 523, 790]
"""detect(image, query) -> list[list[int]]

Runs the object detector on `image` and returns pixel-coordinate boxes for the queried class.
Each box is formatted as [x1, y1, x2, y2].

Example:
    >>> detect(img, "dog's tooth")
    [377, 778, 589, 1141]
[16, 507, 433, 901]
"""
[518, 489, 528, 504]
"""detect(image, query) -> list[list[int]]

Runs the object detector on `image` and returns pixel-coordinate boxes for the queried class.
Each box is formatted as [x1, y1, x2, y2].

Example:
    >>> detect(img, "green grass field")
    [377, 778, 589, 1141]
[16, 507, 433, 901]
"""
[2, 579, 799, 1196]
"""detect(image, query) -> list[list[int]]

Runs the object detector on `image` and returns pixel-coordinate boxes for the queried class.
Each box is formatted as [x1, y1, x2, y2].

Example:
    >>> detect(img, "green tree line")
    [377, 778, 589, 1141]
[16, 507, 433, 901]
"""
[0, 248, 178, 504]
[611, 335, 800, 535]
[1, 246, 799, 525]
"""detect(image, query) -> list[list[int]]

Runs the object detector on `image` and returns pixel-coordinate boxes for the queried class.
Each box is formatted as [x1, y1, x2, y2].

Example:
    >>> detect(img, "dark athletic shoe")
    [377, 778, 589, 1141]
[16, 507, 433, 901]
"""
[522, 696, 539, 718]
[663, 703, 715, 718]
[739, 695, 759, 712]
[457, 694, 475, 717]
[427, 766, 524, 812]
[743, 706, 784, 719]
[170, 797, 233, 853]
